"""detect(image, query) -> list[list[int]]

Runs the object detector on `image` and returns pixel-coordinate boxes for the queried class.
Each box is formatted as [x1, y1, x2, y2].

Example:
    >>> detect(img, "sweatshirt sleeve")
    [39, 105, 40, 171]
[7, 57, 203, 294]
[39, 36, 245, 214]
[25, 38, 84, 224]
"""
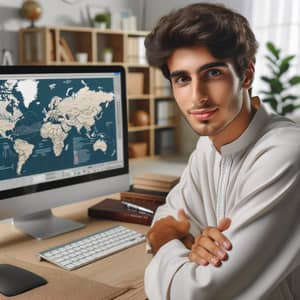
[144, 144, 300, 300]
[150, 146, 208, 237]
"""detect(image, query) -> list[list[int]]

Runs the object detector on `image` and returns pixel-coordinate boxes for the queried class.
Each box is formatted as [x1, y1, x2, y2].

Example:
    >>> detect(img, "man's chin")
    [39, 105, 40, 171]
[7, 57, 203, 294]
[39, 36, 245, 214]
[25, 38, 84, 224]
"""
[190, 122, 218, 136]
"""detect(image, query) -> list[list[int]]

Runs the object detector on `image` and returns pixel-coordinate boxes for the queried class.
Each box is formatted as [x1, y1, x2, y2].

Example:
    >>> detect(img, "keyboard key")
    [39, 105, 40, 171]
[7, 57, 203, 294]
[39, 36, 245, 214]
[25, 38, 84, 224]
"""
[39, 225, 146, 271]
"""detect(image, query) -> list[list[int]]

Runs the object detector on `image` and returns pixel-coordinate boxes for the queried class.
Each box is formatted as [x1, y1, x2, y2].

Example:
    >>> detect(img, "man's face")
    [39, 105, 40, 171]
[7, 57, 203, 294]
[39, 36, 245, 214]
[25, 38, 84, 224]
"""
[167, 46, 245, 138]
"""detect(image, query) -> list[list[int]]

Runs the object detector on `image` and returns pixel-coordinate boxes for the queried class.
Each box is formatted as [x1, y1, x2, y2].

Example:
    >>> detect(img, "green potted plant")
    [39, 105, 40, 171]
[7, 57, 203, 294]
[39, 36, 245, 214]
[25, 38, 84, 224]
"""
[103, 48, 113, 63]
[260, 41, 300, 116]
[94, 12, 110, 29]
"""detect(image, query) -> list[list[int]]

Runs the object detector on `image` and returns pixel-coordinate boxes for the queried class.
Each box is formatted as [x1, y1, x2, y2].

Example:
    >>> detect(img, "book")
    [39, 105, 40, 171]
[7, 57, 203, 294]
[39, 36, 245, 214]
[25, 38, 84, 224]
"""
[47, 31, 55, 61]
[133, 173, 179, 190]
[154, 69, 172, 97]
[133, 184, 171, 193]
[155, 129, 177, 155]
[126, 37, 146, 64]
[59, 44, 70, 62]
[120, 185, 167, 211]
[119, 195, 163, 212]
[133, 178, 175, 189]
[120, 186, 167, 204]
[59, 37, 74, 62]
[133, 173, 179, 185]
[88, 198, 153, 226]
[129, 185, 168, 197]
[156, 100, 176, 126]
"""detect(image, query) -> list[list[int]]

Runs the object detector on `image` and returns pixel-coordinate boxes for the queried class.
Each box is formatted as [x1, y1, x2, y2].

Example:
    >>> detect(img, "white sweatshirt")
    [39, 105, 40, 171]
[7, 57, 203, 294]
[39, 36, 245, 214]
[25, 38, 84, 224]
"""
[144, 101, 300, 300]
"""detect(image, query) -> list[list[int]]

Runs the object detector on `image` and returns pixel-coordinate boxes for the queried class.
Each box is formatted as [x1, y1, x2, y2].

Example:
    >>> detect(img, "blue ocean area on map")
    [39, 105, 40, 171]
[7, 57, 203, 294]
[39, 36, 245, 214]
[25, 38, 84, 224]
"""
[0, 77, 117, 180]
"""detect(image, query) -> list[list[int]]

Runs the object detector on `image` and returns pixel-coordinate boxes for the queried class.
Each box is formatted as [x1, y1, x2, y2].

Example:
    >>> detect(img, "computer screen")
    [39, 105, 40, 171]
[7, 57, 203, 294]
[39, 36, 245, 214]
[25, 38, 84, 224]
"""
[0, 65, 129, 239]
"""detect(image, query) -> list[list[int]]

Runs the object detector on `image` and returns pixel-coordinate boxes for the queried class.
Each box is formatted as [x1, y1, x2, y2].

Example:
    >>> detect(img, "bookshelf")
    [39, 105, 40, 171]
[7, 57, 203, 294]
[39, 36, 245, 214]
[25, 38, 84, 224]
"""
[19, 26, 179, 158]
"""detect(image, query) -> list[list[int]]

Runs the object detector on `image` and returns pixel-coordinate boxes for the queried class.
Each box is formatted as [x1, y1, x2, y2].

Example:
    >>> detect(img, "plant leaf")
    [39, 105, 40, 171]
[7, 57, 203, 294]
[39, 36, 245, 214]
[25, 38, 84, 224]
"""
[263, 97, 278, 112]
[281, 55, 295, 65]
[270, 79, 284, 94]
[261, 76, 272, 83]
[282, 95, 298, 102]
[262, 97, 277, 104]
[260, 90, 273, 96]
[288, 76, 300, 86]
[278, 61, 289, 76]
[282, 104, 295, 115]
[266, 42, 280, 59]
[265, 55, 278, 66]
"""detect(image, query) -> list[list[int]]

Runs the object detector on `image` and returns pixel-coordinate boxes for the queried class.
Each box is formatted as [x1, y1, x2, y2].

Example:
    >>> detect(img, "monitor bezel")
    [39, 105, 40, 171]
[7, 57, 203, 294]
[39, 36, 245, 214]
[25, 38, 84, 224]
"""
[0, 65, 129, 201]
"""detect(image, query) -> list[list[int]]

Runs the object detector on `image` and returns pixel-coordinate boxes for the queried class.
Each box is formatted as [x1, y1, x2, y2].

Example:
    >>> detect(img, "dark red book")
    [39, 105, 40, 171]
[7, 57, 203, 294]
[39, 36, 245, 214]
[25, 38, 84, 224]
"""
[88, 198, 153, 226]
[120, 185, 167, 212]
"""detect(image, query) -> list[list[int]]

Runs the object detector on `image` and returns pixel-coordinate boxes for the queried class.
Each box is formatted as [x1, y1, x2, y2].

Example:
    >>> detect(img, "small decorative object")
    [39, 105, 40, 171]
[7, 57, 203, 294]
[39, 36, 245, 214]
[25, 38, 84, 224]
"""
[103, 48, 113, 63]
[20, 0, 42, 28]
[75, 52, 88, 64]
[1, 49, 14, 65]
[94, 13, 110, 29]
[133, 110, 149, 126]
[260, 42, 300, 116]
[87, 5, 110, 28]
[110, 12, 121, 30]
[128, 142, 148, 158]
[120, 9, 133, 31]
[127, 16, 137, 31]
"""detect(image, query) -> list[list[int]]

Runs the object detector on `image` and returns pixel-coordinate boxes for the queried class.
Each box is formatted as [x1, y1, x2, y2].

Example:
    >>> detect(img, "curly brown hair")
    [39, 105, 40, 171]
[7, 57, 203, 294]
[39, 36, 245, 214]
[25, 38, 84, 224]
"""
[145, 3, 258, 81]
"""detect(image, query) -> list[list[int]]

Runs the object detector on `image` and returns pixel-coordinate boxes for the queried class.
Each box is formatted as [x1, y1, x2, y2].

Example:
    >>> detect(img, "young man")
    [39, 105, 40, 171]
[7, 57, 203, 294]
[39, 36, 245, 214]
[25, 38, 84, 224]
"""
[144, 3, 300, 300]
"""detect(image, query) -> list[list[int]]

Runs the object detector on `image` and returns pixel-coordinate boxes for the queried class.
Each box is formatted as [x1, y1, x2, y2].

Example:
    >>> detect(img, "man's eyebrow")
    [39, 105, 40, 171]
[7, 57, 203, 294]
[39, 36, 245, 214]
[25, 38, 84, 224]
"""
[198, 61, 228, 72]
[170, 61, 228, 79]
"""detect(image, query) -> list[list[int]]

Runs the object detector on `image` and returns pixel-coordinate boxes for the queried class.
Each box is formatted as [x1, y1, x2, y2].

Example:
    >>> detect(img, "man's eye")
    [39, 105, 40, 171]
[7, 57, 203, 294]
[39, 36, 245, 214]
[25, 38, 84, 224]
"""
[206, 69, 222, 78]
[175, 76, 190, 84]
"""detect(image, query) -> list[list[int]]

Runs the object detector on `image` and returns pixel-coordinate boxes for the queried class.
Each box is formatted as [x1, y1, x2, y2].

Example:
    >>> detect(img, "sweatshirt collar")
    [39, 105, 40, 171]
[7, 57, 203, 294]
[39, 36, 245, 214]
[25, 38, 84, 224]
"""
[219, 97, 270, 157]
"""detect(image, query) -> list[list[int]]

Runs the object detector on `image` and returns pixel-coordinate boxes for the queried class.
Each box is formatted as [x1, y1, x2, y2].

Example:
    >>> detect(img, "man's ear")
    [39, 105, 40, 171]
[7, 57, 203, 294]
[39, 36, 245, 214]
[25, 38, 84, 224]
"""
[242, 61, 255, 89]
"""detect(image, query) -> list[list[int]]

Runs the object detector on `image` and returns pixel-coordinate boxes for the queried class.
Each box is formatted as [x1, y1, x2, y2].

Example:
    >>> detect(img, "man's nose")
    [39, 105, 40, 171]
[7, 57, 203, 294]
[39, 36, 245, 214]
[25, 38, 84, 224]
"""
[191, 79, 208, 106]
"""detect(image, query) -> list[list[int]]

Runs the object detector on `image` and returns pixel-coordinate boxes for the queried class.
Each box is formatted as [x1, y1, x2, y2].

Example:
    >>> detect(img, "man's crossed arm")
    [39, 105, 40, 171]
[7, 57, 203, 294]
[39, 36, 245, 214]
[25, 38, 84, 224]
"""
[147, 209, 232, 267]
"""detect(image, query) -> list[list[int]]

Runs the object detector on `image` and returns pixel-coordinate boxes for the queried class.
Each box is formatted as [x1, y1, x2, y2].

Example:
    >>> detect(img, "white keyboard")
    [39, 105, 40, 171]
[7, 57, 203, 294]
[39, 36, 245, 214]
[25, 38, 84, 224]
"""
[39, 225, 146, 271]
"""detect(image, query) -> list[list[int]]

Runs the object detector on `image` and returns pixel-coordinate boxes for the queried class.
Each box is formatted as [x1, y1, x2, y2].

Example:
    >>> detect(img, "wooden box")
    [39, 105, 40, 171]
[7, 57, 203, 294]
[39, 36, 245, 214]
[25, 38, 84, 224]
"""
[127, 72, 144, 95]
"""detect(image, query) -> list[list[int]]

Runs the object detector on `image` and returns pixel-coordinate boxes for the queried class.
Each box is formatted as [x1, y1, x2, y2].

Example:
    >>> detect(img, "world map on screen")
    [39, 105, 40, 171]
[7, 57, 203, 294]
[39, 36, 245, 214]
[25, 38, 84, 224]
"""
[0, 77, 117, 180]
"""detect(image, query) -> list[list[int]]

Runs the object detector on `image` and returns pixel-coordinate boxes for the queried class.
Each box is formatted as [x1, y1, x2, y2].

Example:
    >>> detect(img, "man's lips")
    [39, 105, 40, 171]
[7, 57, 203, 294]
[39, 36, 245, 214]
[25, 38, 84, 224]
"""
[189, 108, 218, 121]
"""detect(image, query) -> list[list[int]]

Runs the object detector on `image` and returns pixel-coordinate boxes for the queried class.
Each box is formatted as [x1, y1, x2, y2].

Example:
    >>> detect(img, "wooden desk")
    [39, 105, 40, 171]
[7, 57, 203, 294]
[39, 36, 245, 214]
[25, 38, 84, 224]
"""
[0, 196, 152, 299]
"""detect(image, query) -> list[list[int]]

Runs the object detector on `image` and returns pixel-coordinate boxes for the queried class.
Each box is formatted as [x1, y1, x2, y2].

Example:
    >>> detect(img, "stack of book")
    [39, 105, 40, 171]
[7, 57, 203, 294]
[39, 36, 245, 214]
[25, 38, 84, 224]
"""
[127, 36, 146, 64]
[88, 186, 168, 226]
[133, 173, 179, 193]
[155, 129, 177, 155]
[120, 185, 167, 211]
[156, 100, 177, 126]
[88, 174, 180, 226]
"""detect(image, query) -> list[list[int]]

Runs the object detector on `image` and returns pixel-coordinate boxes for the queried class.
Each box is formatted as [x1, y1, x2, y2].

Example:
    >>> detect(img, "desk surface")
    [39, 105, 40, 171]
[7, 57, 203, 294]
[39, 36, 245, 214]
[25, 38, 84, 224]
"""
[0, 195, 151, 299]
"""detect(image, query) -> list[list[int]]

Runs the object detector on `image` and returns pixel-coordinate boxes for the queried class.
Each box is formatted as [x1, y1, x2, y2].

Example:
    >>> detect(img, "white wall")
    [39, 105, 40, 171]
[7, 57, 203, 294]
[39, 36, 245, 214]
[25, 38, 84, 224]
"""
[144, 0, 253, 31]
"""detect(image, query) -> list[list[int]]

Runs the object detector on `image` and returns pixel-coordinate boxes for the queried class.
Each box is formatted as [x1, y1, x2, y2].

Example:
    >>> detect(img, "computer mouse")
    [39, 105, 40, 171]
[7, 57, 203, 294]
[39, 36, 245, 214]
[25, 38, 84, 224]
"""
[0, 264, 47, 296]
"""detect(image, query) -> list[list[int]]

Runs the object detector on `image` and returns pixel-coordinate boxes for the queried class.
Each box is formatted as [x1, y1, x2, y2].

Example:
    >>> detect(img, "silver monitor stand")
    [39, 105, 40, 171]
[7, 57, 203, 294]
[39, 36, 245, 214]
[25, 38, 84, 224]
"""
[13, 209, 85, 240]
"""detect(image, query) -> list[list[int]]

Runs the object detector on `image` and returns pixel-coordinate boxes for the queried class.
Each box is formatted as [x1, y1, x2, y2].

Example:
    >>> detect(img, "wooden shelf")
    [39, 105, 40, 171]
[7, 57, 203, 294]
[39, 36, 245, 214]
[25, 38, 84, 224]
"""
[128, 126, 151, 132]
[18, 25, 178, 158]
[125, 63, 149, 68]
[127, 94, 153, 100]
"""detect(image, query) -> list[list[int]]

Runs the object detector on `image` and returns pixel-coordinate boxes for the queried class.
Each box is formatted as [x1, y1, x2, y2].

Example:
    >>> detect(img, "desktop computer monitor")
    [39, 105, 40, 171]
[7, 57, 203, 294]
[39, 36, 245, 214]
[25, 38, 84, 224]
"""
[0, 65, 129, 239]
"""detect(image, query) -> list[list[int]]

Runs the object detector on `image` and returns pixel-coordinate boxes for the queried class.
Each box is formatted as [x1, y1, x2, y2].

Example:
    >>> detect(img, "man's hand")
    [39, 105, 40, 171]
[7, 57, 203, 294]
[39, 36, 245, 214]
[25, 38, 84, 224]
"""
[147, 209, 190, 254]
[188, 218, 232, 267]
[181, 233, 195, 249]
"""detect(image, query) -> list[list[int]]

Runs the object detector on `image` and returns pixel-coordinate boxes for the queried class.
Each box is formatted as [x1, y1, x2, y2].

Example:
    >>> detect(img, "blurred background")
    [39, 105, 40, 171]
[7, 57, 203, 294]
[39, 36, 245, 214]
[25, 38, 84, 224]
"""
[1, 0, 299, 157]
